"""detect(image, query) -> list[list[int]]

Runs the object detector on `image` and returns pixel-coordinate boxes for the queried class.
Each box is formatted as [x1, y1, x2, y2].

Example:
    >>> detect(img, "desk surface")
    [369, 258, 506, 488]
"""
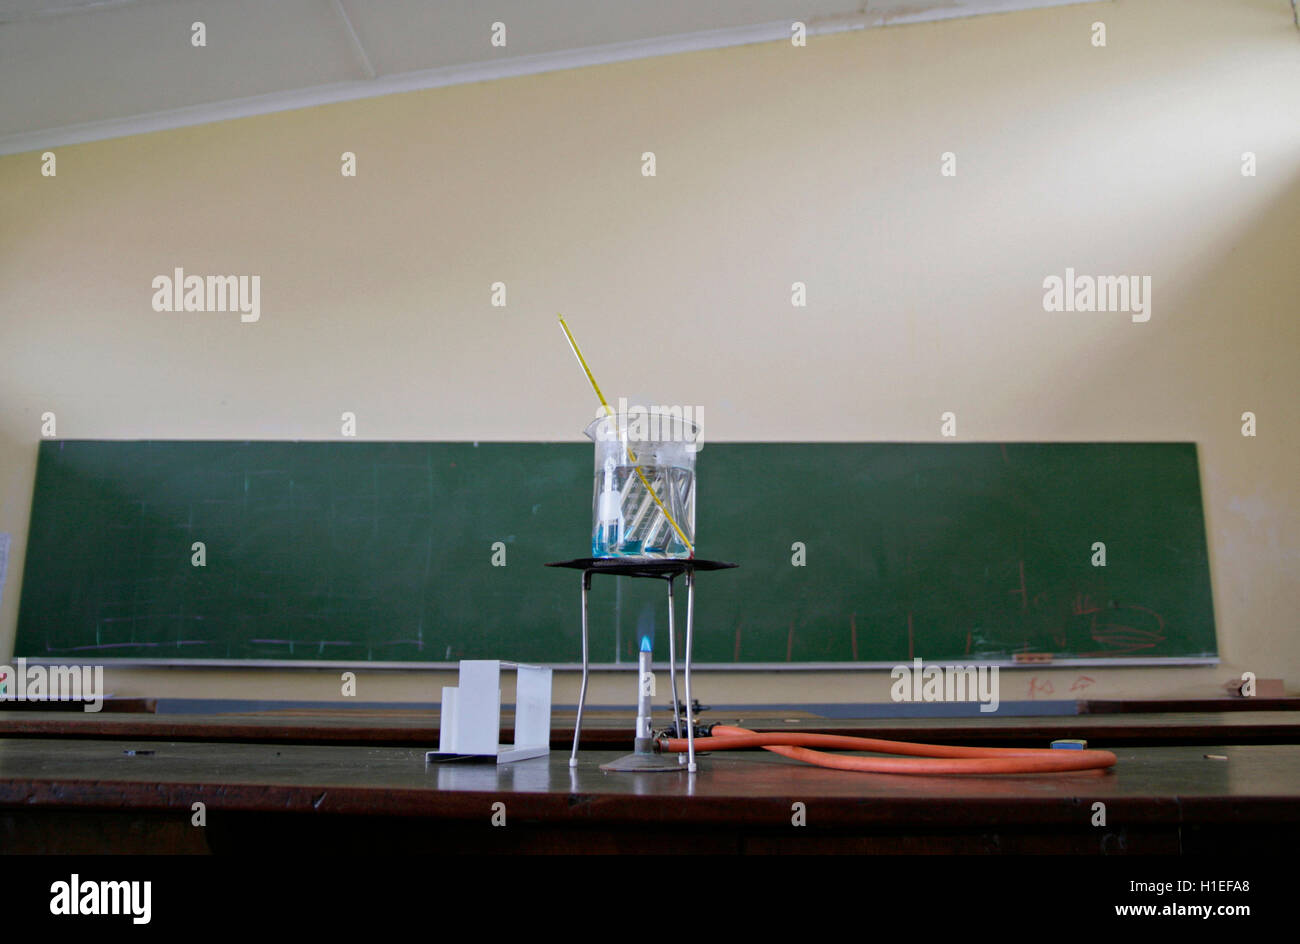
[3, 737, 1299, 818]
[3, 737, 1297, 852]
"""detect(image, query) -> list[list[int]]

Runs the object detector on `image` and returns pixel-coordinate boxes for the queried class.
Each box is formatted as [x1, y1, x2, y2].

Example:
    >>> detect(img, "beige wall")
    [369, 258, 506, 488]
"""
[2, 0, 1297, 707]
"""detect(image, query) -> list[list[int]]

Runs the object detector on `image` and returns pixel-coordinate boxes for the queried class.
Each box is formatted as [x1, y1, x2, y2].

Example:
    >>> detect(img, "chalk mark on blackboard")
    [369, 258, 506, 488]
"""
[47, 641, 161, 651]
[1080, 603, 1166, 656]
[1010, 560, 1028, 611]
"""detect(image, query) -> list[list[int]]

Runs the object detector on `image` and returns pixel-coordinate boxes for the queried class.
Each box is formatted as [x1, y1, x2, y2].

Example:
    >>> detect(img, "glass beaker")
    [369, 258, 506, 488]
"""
[585, 410, 699, 558]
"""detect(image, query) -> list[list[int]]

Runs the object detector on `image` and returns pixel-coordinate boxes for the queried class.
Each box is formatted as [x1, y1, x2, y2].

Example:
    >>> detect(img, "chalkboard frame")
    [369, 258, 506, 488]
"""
[14, 440, 1219, 669]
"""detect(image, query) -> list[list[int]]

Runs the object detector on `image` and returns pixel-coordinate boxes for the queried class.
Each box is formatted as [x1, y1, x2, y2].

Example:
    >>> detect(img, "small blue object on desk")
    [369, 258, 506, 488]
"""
[1051, 739, 1088, 750]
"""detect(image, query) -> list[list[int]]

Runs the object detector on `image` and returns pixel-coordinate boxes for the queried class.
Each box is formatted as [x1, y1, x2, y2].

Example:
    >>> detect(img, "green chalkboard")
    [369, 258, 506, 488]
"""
[14, 441, 1216, 665]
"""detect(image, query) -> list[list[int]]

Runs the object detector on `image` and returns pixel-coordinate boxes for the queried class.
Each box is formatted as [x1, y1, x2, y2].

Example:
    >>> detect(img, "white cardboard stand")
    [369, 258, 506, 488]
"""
[426, 660, 552, 764]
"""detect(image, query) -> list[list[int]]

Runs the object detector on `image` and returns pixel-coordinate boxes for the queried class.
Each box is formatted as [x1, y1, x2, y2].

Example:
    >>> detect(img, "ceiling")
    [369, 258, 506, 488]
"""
[0, 0, 1103, 155]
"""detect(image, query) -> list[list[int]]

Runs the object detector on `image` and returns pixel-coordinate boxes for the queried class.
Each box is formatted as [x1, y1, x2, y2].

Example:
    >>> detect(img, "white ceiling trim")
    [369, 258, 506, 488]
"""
[0, 0, 1106, 157]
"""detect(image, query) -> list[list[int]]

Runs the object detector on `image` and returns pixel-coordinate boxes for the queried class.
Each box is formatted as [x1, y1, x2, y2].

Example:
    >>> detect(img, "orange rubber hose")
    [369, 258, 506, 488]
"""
[659, 724, 1117, 775]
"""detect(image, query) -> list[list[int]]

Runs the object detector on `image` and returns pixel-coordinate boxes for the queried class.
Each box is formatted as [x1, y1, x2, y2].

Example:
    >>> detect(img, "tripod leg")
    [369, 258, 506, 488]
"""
[569, 571, 592, 768]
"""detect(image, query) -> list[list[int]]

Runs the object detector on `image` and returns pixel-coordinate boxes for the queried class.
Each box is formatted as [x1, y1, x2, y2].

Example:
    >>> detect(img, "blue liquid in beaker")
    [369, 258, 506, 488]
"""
[592, 463, 695, 559]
